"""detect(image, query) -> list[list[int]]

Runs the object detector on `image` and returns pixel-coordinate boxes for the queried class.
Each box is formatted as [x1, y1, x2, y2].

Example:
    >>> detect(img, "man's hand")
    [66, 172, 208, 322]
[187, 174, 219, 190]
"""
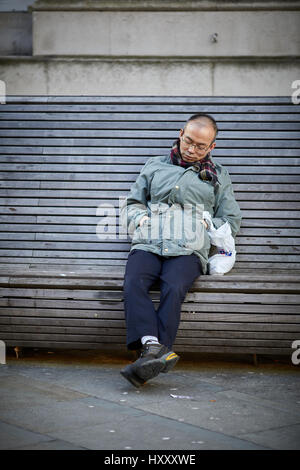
[201, 219, 208, 229]
[139, 215, 150, 227]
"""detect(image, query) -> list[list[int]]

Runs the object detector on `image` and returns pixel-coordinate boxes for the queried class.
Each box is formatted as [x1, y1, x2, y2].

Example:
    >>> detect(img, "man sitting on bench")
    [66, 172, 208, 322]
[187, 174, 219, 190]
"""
[120, 114, 242, 388]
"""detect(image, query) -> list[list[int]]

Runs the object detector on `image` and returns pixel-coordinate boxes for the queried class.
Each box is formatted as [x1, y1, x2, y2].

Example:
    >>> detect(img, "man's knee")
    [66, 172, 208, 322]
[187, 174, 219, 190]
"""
[123, 274, 152, 296]
[160, 279, 187, 300]
[123, 274, 138, 294]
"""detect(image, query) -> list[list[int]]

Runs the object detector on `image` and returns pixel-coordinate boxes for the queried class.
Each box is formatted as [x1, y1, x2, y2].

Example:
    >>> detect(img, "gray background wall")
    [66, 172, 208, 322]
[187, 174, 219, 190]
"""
[0, 0, 299, 95]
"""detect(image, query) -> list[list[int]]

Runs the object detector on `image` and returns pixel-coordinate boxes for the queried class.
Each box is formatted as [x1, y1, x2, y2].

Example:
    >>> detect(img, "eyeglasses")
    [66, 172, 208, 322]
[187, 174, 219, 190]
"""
[181, 134, 214, 153]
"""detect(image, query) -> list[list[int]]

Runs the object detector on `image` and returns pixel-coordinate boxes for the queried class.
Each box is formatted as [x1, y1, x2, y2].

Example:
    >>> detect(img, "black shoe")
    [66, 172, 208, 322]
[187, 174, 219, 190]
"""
[120, 342, 180, 387]
[120, 367, 146, 388]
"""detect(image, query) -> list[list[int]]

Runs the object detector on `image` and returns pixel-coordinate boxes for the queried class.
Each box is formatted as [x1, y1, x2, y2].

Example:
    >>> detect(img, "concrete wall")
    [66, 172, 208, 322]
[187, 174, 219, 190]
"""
[0, 57, 298, 96]
[32, 10, 300, 57]
[0, 0, 299, 96]
[0, 13, 32, 55]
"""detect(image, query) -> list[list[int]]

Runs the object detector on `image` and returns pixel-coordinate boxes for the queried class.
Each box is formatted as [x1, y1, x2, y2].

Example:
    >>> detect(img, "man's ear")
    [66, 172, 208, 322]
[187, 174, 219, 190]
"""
[210, 142, 216, 151]
[179, 128, 184, 138]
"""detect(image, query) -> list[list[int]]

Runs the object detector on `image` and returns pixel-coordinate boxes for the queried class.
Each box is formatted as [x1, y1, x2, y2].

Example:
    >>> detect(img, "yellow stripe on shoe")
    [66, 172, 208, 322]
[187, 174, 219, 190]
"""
[165, 352, 178, 361]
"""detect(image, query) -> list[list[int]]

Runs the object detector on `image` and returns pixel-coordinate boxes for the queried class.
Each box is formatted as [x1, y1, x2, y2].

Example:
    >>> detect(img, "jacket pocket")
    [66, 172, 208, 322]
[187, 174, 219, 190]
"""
[132, 218, 151, 243]
[180, 205, 207, 251]
[132, 215, 161, 243]
[183, 220, 207, 251]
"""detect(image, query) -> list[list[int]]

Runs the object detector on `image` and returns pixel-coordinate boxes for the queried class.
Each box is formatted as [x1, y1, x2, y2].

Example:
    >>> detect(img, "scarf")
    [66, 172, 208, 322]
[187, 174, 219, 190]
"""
[170, 139, 219, 188]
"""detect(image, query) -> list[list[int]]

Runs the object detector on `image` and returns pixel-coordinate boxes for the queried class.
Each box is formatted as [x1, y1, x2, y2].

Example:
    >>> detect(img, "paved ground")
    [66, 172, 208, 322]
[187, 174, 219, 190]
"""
[0, 348, 299, 451]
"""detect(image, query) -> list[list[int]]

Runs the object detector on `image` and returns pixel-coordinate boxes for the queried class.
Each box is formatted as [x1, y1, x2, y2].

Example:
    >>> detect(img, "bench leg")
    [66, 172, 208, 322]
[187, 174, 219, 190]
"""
[14, 346, 22, 359]
[253, 353, 258, 366]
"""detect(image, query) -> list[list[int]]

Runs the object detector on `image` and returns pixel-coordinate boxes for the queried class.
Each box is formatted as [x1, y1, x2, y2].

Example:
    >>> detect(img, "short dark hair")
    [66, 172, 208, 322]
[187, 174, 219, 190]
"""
[185, 113, 218, 141]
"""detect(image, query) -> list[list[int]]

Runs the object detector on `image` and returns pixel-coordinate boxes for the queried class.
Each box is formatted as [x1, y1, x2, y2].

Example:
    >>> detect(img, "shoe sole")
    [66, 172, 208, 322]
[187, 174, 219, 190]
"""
[134, 351, 180, 381]
[161, 352, 180, 374]
[120, 366, 146, 388]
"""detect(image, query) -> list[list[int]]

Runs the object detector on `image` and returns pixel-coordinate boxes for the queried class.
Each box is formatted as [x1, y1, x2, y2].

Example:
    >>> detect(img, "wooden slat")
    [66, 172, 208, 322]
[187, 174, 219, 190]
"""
[0, 243, 299, 257]
[1, 267, 300, 281]
[1, 163, 300, 174]
[0, 202, 299, 213]
[1, 287, 300, 304]
[1, 138, 300, 148]
[1, 155, 300, 166]
[1, 121, 300, 132]
[1, 224, 300, 237]
[0, 250, 299, 261]
[0, 330, 293, 347]
[0, 326, 297, 342]
[2, 272, 300, 289]
[1, 300, 299, 316]
[1, 103, 299, 112]
[1, 212, 300, 224]
[0, 146, 299, 157]
[0, 232, 298, 247]
[1, 111, 300, 123]
[1, 198, 299, 209]
[0, 204, 299, 215]
[2, 129, 300, 140]
[1, 257, 299, 268]
[1, 339, 291, 355]
[2, 316, 300, 334]
[0, 257, 299, 267]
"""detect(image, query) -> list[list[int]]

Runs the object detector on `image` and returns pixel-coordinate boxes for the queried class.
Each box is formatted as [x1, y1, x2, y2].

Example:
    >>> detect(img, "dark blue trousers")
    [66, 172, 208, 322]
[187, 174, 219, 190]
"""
[123, 249, 203, 350]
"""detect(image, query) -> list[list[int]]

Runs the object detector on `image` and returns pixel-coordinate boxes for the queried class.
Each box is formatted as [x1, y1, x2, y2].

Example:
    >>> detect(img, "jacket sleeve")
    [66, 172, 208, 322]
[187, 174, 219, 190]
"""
[120, 158, 153, 236]
[212, 167, 242, 238]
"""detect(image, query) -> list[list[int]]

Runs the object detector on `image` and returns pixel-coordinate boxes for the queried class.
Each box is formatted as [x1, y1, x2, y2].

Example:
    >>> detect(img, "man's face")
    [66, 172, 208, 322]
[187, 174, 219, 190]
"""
[179, 122, 216, 163]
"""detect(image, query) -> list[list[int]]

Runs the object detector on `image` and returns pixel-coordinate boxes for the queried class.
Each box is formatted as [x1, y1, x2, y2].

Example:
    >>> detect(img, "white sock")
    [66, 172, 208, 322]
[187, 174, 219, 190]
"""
[141, 335, 159, 345]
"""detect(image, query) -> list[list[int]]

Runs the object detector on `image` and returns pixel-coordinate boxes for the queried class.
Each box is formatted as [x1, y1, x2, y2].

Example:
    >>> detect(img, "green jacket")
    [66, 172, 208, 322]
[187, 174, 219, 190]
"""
[121, 154, 242, 274]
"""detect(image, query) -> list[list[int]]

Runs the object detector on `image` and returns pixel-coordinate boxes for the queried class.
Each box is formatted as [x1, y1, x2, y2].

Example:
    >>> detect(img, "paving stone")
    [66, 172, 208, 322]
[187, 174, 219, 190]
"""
[1, 363, 225, 408]
[0, 395, 145, 434]
[0, 375, 89, 410]
[134, 388, 300, 439]
[196, 367, 300, 404]
[0, 421, 52, 450]
[242, 423, 300, 450]
[13, 439, 87, 450]
[216, 389, 300, 416]
[47, 412, 267, 451]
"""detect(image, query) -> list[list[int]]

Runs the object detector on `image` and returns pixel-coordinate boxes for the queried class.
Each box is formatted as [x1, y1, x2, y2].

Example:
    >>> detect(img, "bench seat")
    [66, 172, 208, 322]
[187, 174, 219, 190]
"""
[1, 263, 299, 356]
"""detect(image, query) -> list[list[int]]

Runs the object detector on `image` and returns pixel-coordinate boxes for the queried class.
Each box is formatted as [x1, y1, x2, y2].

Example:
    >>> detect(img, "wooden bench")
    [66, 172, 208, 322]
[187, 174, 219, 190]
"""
[0, 96, 299, 360]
